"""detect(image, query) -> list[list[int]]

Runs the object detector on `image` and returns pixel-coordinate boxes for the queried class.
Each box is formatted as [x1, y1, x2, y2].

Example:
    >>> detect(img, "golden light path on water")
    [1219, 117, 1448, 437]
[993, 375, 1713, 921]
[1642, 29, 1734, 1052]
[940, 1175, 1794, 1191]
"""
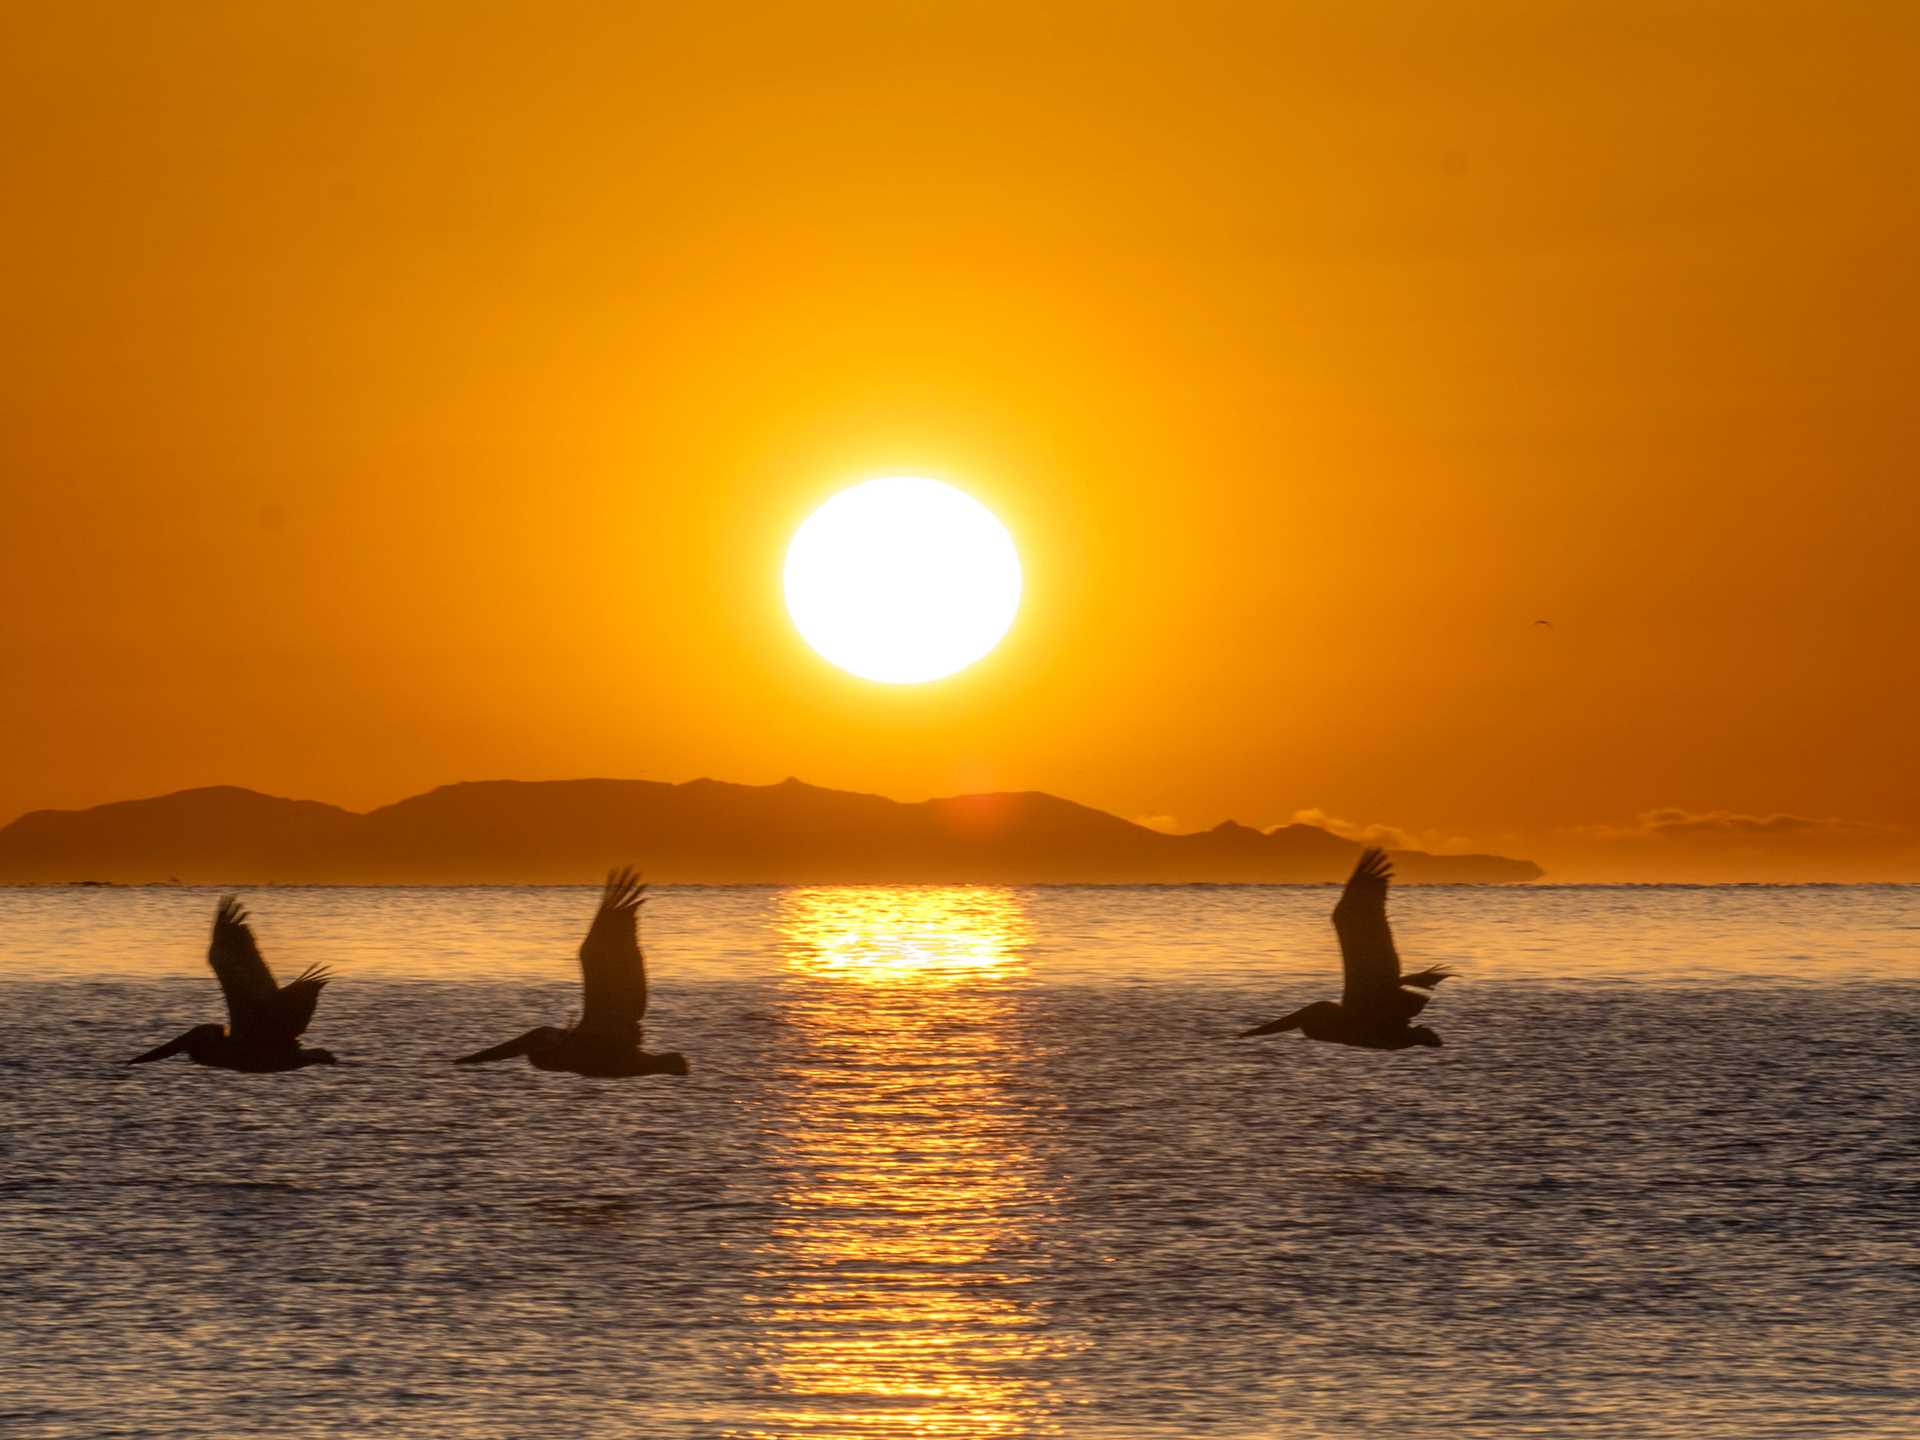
[749, 886, 1069, 1438]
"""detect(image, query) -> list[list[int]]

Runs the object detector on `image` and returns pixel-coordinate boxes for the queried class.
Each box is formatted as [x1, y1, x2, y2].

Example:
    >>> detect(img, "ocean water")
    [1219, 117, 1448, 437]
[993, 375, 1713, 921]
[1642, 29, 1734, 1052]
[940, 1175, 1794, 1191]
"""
[1, 884, 1916, 1439]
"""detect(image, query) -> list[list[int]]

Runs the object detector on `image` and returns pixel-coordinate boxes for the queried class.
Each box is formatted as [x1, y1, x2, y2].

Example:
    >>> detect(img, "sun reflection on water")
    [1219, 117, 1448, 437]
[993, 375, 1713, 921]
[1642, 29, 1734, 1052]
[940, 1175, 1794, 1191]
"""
[775, 885, 1034, 985]
[750, 887, 1065, 1437]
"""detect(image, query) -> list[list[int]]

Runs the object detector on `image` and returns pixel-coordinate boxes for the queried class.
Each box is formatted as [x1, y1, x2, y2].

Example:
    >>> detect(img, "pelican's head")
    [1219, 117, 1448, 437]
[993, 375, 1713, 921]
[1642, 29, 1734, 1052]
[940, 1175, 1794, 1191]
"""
[648, 1050, 691, 1077]
[1408, 1026, 1443, 1049]
[297, 1048, 341, 1067]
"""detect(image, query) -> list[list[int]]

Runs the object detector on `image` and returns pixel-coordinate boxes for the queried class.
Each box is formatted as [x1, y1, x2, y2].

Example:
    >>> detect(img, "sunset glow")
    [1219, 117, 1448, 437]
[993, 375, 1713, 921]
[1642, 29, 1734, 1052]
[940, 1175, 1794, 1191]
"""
[3, 2, 1917, 878]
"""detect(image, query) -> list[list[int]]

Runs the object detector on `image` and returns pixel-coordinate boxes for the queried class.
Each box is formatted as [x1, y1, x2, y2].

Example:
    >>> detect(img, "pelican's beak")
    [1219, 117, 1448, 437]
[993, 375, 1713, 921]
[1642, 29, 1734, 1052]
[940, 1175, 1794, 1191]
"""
[128, 1031, 193, 1064]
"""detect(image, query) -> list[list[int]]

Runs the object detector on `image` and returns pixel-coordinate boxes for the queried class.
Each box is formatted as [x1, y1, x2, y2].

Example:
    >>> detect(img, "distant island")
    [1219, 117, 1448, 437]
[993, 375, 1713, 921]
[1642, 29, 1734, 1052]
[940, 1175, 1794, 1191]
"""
[0, 777, 1544, 885]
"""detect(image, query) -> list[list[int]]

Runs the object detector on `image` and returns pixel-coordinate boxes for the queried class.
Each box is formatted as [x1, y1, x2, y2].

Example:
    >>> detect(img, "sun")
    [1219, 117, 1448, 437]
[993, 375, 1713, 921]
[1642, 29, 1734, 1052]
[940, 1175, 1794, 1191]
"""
[784, 476, 1022, 684]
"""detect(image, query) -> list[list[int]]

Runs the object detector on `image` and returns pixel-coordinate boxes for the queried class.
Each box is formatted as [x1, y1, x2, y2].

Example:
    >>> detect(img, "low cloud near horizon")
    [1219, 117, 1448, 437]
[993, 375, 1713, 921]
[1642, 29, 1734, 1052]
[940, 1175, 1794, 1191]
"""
[1263, 803, 1918, 882]
[1580, 808, 1895, 843]
[1284, 808, 1477, 858]
[1548, 807, 1917, 883]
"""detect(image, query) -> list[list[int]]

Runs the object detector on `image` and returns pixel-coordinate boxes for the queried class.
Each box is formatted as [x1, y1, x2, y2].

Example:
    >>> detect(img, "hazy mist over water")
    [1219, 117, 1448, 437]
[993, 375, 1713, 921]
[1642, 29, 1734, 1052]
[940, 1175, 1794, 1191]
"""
[3, 885, 1917, 1438]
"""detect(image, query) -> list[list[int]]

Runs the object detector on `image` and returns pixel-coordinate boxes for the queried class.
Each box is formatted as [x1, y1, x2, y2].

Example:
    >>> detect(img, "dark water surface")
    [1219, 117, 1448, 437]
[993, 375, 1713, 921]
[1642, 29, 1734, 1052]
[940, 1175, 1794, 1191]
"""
[2, 885, 1917, 1438]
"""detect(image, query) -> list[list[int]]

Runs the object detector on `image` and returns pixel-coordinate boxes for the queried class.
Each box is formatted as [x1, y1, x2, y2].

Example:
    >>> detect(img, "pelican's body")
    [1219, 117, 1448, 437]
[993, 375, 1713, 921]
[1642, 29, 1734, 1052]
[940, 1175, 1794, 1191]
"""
[467, 1025, 690, 1077]
[129, 899, 338, 1071]
[1260, 999, 1442, 1051]
[1240, 848, 1452, 1051]
[455, 869, 689, 1078]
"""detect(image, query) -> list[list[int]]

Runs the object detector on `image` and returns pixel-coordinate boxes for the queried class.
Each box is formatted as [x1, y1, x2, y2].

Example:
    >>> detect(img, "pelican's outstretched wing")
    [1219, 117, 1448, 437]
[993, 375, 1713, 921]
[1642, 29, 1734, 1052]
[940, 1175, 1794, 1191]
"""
[208, 898, 281, 1039]
[1333, 848, 1402, 1016]
[578, 867, 647, 1041]
[273, 965, 332, 1038]
[207, 898, 330, 1042]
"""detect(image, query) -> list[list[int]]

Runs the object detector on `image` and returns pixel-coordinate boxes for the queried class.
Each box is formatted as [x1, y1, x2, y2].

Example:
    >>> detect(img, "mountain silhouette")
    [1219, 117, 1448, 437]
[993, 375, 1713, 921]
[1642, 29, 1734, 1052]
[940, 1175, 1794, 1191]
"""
[0, 776, 1544, 884]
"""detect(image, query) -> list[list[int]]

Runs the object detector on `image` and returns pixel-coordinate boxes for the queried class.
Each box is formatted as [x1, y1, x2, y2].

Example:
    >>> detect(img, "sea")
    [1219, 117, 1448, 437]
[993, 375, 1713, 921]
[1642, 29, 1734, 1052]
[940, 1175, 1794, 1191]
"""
[2, 884, 1916, 1439]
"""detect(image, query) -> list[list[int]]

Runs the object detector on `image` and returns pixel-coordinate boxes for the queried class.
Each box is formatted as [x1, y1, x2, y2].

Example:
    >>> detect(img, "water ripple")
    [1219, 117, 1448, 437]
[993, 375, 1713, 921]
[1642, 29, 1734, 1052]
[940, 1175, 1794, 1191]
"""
[1, 884, 1916, 1437]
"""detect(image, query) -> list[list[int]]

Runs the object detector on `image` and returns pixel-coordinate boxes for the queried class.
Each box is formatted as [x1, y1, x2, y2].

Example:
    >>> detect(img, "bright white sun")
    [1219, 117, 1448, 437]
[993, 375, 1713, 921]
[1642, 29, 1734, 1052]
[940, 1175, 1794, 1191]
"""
[784, 476, 1022, 684]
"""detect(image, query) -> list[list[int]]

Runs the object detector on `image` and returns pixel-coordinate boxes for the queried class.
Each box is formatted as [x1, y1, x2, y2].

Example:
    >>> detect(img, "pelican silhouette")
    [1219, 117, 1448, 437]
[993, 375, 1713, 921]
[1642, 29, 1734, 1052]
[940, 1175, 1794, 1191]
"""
[454, 868, 689, 1077]
[1239, 848, 1453, 1050]
[129, 898, 338, 1070]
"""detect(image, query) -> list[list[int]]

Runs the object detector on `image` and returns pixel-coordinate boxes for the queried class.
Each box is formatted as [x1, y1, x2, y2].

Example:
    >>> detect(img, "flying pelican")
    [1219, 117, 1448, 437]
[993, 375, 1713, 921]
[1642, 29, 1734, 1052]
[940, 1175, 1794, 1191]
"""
[1239, 848, 1453, 1050]
[454, 868, 689, 1077]
[129, 898, 337, 1070]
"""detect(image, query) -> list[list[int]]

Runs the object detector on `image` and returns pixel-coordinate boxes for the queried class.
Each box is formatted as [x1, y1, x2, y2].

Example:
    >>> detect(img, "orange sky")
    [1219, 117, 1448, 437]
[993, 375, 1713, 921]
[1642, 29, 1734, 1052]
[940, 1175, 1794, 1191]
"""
[3, 2, 1917, 880]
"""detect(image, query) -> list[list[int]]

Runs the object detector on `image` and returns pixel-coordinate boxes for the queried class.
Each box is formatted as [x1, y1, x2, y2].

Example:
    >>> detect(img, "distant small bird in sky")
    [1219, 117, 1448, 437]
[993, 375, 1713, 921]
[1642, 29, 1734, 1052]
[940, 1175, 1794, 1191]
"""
[1533, 619, 1554, 630]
